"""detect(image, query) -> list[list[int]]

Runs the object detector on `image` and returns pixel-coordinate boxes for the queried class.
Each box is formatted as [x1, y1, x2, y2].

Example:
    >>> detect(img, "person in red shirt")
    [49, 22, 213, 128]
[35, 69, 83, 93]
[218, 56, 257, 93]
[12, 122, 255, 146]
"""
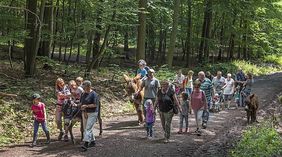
[30, 93, 50, 147]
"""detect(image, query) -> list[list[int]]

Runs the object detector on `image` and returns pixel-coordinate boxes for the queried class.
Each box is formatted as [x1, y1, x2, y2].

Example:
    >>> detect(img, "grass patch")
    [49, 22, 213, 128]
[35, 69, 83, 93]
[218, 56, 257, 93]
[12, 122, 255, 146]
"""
[230, 122, 282, 157]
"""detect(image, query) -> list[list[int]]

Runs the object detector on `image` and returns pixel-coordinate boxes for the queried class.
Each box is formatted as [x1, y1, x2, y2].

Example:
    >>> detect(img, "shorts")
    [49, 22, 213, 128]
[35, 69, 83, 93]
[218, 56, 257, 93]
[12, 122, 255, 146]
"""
[224, 94, 233, 101]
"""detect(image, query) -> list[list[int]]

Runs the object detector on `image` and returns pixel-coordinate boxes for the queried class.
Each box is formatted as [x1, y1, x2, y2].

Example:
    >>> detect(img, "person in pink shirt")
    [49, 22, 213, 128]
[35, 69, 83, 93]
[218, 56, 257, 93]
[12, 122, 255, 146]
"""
[190, 80, 208, 136]
[145, 99, 155, 139]
[30, 93, 50, 147]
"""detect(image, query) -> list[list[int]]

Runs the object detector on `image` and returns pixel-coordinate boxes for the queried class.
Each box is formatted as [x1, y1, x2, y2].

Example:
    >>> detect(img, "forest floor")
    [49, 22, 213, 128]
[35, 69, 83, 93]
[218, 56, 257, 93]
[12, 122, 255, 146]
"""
[0, 65, 282, 157]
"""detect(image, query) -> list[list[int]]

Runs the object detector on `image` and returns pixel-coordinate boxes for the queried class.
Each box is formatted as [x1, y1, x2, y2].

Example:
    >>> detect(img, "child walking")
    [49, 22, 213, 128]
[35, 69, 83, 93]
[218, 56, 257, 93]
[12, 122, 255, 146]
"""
[145, 99, 155, 139]
[30, 93, 50, 147]
[178, 92, 189, 134]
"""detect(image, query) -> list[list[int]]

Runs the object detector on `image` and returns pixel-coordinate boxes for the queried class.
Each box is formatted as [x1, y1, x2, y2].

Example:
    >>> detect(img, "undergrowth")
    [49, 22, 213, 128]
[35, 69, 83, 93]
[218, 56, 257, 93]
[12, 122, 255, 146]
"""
[230, 121, 282, 157]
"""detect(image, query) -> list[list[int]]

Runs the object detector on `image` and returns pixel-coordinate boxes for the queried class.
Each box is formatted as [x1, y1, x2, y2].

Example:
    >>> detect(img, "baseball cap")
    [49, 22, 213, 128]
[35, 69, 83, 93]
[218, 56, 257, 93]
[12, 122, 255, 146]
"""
[82, 80, 92, 88]
[32, 93, 41, 100]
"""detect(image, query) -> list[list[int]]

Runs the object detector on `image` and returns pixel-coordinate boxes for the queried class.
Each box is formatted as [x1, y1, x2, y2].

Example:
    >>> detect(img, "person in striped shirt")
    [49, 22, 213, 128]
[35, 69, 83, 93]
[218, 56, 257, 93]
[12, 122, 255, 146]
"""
[196, 71, 213, 109]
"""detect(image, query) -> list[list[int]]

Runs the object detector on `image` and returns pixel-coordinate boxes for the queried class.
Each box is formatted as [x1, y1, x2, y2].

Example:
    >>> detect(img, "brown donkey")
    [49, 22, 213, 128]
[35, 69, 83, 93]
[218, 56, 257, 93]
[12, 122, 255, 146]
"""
[123, 74, 144, 124]
[245, 94, 259, 124]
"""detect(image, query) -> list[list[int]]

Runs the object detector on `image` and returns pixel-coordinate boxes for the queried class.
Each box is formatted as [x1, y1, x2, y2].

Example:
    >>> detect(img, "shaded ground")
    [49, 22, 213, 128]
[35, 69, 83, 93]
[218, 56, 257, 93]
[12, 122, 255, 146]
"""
[1, 72, 282, 157]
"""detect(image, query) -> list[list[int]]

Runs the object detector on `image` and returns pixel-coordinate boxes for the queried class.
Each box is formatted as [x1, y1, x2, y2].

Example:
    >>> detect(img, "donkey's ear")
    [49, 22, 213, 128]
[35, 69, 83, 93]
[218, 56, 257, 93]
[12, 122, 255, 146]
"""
[123, 74, 131, 82]
[250, 94, 255, 99]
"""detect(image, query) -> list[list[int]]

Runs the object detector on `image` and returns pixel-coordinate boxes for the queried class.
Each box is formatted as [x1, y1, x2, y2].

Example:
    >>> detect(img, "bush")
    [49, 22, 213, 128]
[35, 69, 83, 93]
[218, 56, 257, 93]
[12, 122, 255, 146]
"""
[278, 95, 282, 104]
[230, 122, 282, 157]
[263, 55, 282, 66]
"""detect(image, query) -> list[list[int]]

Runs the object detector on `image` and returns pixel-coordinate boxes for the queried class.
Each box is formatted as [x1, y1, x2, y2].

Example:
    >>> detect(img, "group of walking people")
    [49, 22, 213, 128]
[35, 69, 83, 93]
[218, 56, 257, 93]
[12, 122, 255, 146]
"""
[134, 59, 253, 141]
[29, 59, 253, 151]
[30, 77, 100, 152]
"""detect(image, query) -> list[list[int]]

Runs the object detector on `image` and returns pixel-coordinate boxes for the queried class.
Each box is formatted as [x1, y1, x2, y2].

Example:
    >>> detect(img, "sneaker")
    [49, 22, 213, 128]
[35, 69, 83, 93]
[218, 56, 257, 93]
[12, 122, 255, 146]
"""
[58, 132, 63, 141]
[177, 130, 183, 134]
[80, 142, 89, 152]
[164, 139, 169, 143]
[89, 141, 96, 147]
[202, 122, 207, 129]
[245, 105, 249, 111]
[64, 135, 69, 142]
[29, 141, 36, 147]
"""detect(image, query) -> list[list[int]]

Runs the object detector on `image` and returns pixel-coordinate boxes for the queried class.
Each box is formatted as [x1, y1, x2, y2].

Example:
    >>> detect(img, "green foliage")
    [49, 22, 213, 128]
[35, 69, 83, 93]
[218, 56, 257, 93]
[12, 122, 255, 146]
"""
[263, 54, 282, 66]
[230, 122, 282, 157]
[155, 65, 176, 81]
[278, 95, 282, 104]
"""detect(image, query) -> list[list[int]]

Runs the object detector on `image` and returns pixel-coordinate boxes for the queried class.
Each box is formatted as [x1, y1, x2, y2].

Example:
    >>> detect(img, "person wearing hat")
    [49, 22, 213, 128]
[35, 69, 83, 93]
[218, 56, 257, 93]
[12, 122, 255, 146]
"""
[30, 93, 50, 147]
[136, 68, 160, 121]
[135, 59, 148, 81]
[80, 80, 100, 152]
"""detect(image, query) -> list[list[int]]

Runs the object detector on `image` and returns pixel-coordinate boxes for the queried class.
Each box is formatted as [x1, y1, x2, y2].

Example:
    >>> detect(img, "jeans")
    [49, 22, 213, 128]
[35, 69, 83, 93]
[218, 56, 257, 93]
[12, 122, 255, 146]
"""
[159, 110, 174, 140]
[193, 109, 203, 129]
[185, 87, 192, 95]
[83, 112, 98, 142]
[146, 122, 154, 137]
[179, 114, 188, 130]
[33, 120, 49, 141]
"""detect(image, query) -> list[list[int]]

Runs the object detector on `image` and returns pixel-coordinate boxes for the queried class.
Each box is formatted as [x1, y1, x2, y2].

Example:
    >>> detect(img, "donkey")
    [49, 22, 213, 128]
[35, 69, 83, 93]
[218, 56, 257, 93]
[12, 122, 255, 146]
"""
[62, 99, 103, 144]
[123, 74, 144, 124]
[245, 94, 259, 124]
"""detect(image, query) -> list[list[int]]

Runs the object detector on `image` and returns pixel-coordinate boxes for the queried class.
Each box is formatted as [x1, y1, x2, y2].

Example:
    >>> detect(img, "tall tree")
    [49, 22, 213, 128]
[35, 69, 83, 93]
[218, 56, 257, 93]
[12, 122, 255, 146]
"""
[24, 0, 46, 76]
[198, 0, 212, 63]
[136, 0, 146, 61]
[167, 0, 180, 67]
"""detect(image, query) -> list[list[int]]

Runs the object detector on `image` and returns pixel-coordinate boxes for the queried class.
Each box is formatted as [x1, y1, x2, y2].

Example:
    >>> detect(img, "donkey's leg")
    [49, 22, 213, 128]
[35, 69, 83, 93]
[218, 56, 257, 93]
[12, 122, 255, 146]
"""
[135, 103, 143, 124]
[98, 111, 103, 136]
[69, 121, 75, 144]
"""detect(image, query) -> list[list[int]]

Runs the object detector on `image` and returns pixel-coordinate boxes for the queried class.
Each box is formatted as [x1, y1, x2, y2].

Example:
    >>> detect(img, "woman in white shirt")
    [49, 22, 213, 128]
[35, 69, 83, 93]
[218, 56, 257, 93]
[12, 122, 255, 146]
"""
[222, 73, 235, 109]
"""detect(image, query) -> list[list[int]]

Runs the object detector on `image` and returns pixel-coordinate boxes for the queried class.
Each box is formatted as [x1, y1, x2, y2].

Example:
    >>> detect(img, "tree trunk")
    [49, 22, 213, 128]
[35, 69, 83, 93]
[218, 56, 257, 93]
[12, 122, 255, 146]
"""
[51, 0, 59, 59]
[136, 0, 146, 61]
[185, 0, 192, 66]
[167, 0, 180, 67]
[124, 31, 129, 59]
[24, 0, 46, 76]
[86, 32, 93, 64]
[218, 18, 224, 61]
[76, 43, 80, 63]
[243, 19, 248, 59]
[38, 0, 53, 57]
[198, 0, 212, 64]
[86, 2, 117, 76]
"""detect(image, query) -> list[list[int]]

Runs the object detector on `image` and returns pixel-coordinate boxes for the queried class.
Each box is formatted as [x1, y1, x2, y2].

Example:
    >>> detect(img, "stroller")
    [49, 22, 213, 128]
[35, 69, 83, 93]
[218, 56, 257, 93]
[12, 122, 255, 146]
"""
[211, 91, 224, 112]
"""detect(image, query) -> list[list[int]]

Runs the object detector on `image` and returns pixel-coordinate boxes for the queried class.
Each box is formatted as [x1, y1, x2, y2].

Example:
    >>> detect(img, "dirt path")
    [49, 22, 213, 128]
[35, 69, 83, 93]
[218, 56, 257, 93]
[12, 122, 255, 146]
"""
[1, 72, 282, 157]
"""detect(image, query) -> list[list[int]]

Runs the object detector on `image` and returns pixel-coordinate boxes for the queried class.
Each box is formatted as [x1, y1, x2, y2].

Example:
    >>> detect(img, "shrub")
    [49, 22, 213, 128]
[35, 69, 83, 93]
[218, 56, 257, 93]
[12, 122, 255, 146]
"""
[230, 122, 282, 157]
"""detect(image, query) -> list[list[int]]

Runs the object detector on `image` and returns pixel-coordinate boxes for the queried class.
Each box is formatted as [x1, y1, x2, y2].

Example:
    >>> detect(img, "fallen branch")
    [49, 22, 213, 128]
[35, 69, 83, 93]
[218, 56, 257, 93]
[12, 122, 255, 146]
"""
[0, 92, 17, 97]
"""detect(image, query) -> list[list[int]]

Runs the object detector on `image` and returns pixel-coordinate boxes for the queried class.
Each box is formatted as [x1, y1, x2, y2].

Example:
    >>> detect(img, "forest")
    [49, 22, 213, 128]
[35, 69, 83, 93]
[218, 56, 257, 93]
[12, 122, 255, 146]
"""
[0, 0, 282, 156]
[0, 0, 281, 76]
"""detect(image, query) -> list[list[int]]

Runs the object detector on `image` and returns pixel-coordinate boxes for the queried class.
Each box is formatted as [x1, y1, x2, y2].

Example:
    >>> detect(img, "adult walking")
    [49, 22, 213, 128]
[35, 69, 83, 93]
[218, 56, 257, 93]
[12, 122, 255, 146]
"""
[80, 80, 100, 152]
[235, 68, 246, 107]
[197, 71, 213, 109]
[190, 80, 208, 136]
[212, 71, 226, 108]
[154, 80, 181, 143]
[222, 73, 235, 109]
[196, 71, 213, 129]
[136, 69, 160, 119]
